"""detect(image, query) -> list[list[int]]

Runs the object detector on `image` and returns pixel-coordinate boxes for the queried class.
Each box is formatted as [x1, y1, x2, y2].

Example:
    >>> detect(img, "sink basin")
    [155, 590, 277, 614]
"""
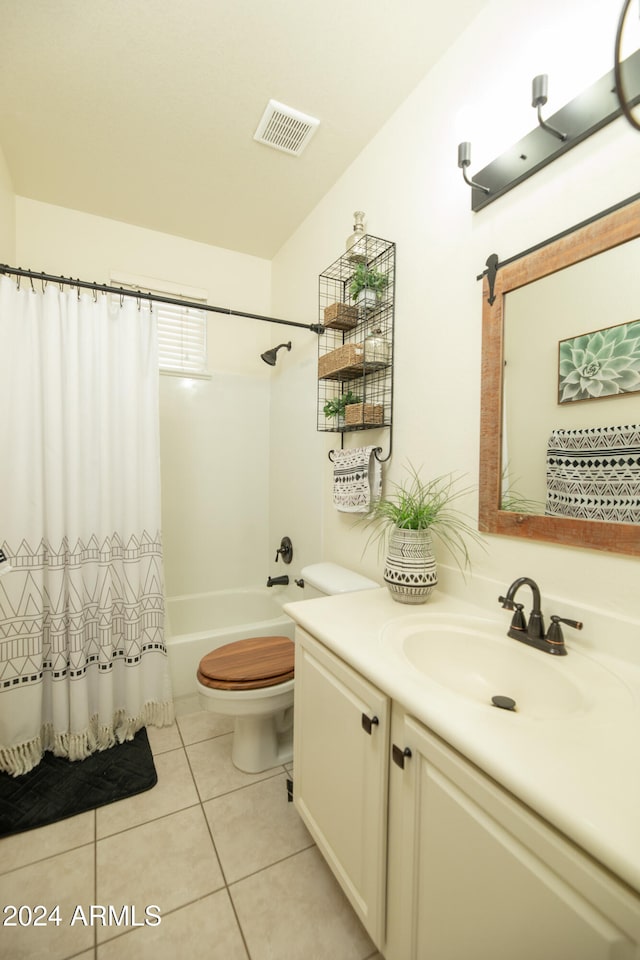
[380, 615, 632, 720]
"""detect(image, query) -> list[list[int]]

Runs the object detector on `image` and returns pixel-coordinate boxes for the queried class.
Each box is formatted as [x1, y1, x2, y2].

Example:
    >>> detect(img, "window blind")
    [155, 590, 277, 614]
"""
[156, 301, 207, 375]
[111, 274, 208, 376]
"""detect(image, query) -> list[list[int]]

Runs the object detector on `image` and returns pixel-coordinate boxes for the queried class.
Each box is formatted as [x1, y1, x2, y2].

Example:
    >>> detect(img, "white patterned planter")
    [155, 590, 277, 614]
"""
[383, 527, 437, 604]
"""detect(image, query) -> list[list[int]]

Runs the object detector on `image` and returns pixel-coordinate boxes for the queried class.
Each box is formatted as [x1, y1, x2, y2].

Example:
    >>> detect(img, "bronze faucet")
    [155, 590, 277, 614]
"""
[498, 577, 582, 656]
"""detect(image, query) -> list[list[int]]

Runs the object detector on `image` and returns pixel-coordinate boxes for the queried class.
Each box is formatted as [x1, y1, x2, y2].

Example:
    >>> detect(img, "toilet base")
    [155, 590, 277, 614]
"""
[232, 707, 293, 773]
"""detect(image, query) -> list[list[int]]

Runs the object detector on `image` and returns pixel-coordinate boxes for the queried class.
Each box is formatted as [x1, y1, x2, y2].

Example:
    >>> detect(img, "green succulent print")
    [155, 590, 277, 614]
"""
[558, 320, 640, 403]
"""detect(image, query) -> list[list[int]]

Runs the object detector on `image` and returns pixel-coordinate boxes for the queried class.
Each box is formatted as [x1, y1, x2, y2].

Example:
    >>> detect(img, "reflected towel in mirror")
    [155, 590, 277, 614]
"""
[546, 424, 640, 522]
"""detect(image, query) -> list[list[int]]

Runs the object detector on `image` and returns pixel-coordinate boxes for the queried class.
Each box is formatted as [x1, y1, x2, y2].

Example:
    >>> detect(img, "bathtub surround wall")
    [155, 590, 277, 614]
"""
[160, 372, 272, 596]
[270, 0, 640, 623]
[14, 198, 275, 599]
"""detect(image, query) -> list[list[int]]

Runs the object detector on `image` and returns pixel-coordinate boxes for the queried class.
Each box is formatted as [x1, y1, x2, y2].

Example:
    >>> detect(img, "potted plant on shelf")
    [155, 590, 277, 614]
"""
[361, 464, 484, 604]
[323, 390, 362, 428]
[349, 263, 388, 312]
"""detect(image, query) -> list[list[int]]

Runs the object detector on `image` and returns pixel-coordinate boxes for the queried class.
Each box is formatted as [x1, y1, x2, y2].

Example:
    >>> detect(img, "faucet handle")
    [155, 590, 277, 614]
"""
[274, 536, 293, 564]
[510, 602, 527, 632]
[546, 615, 583, 646]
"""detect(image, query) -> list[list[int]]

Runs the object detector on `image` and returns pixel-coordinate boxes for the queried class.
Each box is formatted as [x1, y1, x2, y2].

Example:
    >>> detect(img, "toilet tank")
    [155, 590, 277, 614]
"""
[300, 563, 379, 599]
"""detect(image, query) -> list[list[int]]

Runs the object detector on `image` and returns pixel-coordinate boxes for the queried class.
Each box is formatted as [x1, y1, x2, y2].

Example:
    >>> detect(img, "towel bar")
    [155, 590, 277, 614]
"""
[328, 444, 389, 463]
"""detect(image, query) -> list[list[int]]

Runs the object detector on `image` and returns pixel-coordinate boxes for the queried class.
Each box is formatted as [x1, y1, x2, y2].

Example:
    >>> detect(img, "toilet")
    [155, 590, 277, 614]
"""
[196, 563, 378, 773]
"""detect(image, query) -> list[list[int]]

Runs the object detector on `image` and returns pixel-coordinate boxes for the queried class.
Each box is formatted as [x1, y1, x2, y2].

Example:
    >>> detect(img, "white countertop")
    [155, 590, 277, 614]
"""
[284, 586, 640, 896]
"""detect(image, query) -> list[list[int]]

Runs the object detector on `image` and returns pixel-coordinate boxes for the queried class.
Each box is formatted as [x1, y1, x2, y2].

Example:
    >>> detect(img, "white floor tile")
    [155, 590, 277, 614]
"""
[203, 772, 312, 883]
[185, 733, 282, 801]
[96, 805, 224, 943]
[177, 709, 234, 745]
[172, 694, 201, 717]
[96, 747, 199, 839]
[0, 809, 94, 875]
[0, 844, 95, 959]
[230, 846, 375, 960]
[146, 720, 182, 755]
[96, 890, 248, 960]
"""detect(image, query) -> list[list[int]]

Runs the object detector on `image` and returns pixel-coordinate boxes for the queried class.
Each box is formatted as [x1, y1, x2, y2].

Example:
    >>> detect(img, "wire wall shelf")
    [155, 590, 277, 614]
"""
[317, 235, 395, 455]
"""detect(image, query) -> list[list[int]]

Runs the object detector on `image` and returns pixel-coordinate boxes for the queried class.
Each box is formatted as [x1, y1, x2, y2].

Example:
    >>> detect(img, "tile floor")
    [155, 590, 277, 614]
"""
[0, 696, 384, 960]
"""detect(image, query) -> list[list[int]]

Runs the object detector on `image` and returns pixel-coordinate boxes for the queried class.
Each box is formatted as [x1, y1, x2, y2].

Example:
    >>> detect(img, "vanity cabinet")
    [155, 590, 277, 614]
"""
[386, 706, 640, 960]
[293, 626, 640, 959]
[293, 628, 389, 945]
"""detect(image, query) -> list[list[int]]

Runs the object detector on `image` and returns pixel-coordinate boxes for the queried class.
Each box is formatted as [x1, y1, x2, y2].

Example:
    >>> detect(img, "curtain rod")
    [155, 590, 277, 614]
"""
[0, 264, 325, 334]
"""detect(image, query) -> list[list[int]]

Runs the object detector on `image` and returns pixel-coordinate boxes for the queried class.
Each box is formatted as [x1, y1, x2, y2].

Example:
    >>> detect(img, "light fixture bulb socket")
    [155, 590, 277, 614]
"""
[457, 141, 471, 169]
[532, 74, 548, 108]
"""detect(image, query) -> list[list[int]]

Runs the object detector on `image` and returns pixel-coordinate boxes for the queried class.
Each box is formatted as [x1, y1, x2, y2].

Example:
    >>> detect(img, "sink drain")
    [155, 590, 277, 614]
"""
[491, 695, 517, 711]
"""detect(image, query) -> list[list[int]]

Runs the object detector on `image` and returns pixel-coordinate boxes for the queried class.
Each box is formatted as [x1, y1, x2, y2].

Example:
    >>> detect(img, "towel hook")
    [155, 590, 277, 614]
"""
[373, 443, 391, 462]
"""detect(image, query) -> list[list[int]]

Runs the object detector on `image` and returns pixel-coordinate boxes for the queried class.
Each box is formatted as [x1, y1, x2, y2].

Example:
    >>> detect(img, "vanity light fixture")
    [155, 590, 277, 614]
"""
[458, 48, 640, 211]
[457, 142, 490, 195]
[531, 74, 568, 141]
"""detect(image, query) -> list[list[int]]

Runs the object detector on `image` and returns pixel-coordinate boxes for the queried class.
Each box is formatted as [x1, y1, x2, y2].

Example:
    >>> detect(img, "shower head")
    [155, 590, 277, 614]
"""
[261, 341, 292, 366]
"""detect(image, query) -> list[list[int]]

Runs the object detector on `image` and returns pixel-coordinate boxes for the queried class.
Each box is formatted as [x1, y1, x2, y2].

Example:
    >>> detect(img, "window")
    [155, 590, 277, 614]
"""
[156, 300, 207, 376]
[111, 273, 209, 377]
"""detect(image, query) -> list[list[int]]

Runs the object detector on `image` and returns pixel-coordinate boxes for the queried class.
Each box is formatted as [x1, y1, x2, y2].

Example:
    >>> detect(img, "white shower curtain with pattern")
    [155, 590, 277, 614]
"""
[0, 276, 174, 776]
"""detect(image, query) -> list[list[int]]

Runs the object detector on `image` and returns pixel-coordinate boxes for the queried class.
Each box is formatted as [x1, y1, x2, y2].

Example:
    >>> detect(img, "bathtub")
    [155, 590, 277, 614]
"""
[165, 588, 295, 698]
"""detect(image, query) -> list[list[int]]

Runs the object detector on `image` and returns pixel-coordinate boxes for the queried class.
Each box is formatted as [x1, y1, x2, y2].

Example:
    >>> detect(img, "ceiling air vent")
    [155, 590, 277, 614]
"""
[253, 99, 319, 156]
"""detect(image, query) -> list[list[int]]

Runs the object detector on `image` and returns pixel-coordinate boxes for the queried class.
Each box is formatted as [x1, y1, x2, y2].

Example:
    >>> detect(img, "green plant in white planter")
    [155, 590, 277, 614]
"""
[349, 263, 388, 311]
[323, 390, 362, 423]
[361, 464, 484, 603]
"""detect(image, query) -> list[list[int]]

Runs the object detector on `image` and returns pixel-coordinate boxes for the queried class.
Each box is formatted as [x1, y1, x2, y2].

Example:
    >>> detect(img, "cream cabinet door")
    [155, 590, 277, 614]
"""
[293, 628, 389, 947]
[386, 707, 640, 960]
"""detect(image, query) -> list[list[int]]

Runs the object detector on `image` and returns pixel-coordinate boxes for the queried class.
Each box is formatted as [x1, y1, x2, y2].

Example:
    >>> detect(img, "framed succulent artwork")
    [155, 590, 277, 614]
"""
[558, 318, 640, 403]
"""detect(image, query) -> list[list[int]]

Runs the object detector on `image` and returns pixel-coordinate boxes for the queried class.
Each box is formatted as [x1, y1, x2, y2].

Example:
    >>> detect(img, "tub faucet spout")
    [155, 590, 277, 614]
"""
[267, 575, 289, 587]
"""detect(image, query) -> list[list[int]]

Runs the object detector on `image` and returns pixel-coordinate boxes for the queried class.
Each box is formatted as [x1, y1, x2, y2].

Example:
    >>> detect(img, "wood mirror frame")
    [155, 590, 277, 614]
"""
[479, 193, 640, 556]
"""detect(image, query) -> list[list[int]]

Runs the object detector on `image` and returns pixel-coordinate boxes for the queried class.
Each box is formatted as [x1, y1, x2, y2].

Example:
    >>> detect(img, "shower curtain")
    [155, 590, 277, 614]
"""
[0, 275, 174, 776]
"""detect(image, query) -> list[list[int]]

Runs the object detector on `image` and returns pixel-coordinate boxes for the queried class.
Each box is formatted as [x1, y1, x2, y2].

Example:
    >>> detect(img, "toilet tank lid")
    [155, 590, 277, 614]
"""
[301, 563, 379, 595]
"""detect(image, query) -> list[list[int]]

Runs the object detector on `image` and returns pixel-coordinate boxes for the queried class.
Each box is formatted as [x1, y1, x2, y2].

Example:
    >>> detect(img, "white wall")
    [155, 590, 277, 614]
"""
[270, 0, 640, 624]
[0, 143, 15, 263]
[15, 198, 275, 597]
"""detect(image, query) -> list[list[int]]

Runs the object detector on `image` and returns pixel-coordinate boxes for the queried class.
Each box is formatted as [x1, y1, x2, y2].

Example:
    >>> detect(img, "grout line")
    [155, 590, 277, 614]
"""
[0, 835, 97, 877]
[96, 800, 202, 842]
[188, 737, 253, 960]
[225, 885, 253, 960]
[197, 765, 289, 805]
[225, 840, 317, 889]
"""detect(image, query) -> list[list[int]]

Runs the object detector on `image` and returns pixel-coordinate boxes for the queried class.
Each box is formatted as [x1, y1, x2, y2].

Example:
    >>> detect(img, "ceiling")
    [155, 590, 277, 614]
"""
[0, 0, 488, 259]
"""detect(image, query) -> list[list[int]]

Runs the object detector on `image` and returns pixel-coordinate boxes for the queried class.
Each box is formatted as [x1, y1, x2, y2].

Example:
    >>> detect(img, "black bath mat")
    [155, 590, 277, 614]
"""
[0, 727, 157, 837]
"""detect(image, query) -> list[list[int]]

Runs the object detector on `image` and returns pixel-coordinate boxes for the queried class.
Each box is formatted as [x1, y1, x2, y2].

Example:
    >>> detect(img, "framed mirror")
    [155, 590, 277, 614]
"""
[479, 193, 640, 556]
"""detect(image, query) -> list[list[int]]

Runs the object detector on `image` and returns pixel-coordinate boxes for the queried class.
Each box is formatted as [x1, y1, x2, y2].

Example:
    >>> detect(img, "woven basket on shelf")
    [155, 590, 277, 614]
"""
[345, 403, 384, 426]
[323, 302, 358, 330]
[318, 342, 364, 379]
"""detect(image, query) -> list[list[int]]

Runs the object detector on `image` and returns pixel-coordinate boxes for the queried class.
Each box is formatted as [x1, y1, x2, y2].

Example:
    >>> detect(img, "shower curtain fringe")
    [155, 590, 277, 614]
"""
[0, 702, 174, 778]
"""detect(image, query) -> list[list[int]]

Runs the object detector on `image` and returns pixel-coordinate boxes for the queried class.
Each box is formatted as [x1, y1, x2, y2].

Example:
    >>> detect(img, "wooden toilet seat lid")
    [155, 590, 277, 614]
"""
[197, 635, 295, 691]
